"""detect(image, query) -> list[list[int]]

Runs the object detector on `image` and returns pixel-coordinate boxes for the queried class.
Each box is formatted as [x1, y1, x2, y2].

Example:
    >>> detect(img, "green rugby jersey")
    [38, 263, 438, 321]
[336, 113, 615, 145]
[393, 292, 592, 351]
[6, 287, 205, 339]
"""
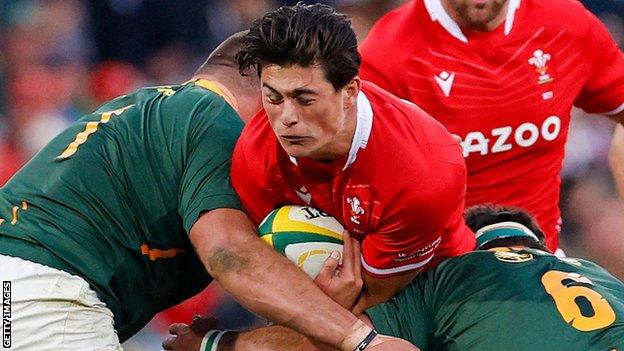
[0, 79, 244, 341]
[367, 248, 624, 350]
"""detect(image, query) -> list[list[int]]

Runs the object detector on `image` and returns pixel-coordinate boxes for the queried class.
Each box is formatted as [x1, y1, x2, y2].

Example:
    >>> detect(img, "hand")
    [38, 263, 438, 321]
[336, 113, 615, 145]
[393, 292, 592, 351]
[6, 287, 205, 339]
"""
[162, 316, 221, 351]
[314, 231, 363, 309]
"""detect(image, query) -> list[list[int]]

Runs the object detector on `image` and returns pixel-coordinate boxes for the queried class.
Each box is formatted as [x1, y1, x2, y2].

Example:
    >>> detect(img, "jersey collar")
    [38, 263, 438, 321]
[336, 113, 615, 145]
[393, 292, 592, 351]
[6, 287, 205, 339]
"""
[289, 91, 374, 171]
[423, 0, 522, 43]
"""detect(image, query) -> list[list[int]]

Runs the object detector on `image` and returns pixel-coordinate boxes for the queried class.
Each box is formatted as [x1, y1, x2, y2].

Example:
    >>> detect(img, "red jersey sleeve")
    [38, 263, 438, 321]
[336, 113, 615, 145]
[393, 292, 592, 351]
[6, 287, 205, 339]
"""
[231, 127, 275, 226]
[575, 9, 624, 114]
[359, 144, 468, 278]
[360, 219, 444, 278]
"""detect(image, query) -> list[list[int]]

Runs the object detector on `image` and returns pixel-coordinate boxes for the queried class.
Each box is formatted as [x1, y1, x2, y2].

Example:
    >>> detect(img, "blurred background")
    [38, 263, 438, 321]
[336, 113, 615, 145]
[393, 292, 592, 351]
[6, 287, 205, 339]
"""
[0, 0, 622, 348]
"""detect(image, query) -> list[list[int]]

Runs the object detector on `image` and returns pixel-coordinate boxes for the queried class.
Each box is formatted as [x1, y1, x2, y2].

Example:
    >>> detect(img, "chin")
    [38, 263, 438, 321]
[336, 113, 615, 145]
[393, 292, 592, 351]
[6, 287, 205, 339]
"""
[281, 145, 311, 159]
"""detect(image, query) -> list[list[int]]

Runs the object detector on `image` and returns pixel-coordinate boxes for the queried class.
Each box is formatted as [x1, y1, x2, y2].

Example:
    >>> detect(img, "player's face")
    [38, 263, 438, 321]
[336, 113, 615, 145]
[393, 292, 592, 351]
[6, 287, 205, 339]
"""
[260, 63, 359, 161]
[444, 0, 508, 29]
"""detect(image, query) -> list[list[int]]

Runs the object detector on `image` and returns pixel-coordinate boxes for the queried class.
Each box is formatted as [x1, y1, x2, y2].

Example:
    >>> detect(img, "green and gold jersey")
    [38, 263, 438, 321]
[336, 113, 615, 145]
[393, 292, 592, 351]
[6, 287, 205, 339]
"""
[0, 80, 244, 341]
[367, 248, 624, 350]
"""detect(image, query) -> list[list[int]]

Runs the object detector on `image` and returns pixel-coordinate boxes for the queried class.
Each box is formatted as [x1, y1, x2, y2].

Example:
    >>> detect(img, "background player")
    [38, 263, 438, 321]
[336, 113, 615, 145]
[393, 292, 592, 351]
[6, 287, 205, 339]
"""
[0, 33, 392, 351]
[232, 3, 475, 314]
[359, 0, 624, 253]
[164, 205, 624, 350]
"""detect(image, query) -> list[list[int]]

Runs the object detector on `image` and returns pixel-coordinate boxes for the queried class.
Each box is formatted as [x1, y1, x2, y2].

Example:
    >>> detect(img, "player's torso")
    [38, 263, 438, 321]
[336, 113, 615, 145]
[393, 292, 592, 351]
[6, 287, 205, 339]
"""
[257, 85, 465, 240]
[0, 82, 226, 337]
[368, 0, 594, 247]
[426, 249, 624, 350]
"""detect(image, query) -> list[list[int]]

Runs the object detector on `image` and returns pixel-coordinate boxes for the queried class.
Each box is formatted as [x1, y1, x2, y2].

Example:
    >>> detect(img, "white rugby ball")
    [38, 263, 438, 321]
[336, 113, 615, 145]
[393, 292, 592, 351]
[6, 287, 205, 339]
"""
[258, 205, 344, 278]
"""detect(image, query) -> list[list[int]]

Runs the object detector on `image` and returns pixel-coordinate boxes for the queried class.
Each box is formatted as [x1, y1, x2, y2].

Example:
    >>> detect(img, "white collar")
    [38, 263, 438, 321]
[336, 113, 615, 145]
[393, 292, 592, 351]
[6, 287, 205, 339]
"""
[423, 0, 522, 43]
[289, 91, 374, 171]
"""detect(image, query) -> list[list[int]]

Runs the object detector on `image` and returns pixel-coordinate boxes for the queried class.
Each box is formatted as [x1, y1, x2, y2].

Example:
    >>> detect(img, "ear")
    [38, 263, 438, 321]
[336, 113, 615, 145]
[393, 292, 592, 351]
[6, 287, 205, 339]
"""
[342, 77, 362, 110]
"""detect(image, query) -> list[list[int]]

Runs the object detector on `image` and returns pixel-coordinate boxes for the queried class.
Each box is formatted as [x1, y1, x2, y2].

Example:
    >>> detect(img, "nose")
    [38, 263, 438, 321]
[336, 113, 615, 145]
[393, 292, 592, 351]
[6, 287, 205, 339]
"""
[280, 101, 298, 127]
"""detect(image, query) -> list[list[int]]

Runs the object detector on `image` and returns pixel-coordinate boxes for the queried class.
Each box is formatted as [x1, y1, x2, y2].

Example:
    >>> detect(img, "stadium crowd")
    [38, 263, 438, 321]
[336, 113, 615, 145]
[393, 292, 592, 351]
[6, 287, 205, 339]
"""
[0, 0, 623, 348]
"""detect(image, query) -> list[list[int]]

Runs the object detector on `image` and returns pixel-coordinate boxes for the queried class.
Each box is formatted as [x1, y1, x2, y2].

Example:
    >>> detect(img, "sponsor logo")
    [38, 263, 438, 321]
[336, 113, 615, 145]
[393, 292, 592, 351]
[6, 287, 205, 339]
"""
[528, 49, 553, 84]
[395, 237, 441, 262]
[298, 206, 331, 221]
[453, 116, 561, 157]
[295, 186, 312, 204]
[2, 281, 10, 349]
[346, 197, 365, 225]
[494, 251, 534, 263]
[434, 71, 455, 97]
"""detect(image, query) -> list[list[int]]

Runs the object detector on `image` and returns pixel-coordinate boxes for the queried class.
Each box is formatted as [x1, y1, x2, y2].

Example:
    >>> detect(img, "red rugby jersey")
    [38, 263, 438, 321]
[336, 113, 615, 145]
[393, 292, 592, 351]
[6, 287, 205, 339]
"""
[232, 82, 475, 277]
[360, 0, 624, 250]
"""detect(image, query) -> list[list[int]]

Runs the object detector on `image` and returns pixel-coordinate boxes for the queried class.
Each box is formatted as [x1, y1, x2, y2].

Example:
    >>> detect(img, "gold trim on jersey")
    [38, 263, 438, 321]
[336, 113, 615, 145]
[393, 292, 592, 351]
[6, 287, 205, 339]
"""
[57, 105, 134, 159]
[192, 79, 239, 112]
[140, 244, 185, 261]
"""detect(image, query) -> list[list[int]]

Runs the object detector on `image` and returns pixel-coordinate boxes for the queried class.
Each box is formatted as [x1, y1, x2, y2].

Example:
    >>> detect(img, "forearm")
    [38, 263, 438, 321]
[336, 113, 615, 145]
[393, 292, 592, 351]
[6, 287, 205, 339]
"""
[218, 326, 334, 351]
[190, 209, 359, 348]
[353, 271, 418, 315]
[609, 124, 624, 198]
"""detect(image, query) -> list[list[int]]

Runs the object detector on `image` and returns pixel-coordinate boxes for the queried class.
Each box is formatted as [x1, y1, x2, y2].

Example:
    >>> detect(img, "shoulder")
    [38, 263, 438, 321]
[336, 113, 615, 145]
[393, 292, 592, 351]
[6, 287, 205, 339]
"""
[363, 85, 466, 217]
[523, 0, 598, 37]
[359, 1, 423, 69]
[236, 109, 274, 153]
[364, 82, 464, 167]
[362, 1, 419, 47]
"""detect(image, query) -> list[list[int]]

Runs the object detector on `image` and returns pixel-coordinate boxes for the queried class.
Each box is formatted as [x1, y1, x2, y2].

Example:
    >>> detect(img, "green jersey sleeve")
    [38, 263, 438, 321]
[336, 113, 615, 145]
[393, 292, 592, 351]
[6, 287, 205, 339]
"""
[176, 91, 245, 233]
[365, 278, 430, 349]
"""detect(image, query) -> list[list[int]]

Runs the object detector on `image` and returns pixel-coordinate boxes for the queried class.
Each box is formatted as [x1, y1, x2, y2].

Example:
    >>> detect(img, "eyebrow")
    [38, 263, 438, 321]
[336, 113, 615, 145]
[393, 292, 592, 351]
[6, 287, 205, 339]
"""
[262, 82, 317, 97]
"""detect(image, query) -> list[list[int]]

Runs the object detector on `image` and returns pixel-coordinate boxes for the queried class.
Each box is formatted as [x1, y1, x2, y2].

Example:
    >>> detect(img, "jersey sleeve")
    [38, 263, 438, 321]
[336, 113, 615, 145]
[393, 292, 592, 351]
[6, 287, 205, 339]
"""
[574, 9, 624, 115]
[178, 95, 245, 233]
[358, 16, 410, 99]
[360, 204, 445, 278]
[230, 125, 276, 226]
[360, 134, 468, 277]
[365, 279, 430, 348]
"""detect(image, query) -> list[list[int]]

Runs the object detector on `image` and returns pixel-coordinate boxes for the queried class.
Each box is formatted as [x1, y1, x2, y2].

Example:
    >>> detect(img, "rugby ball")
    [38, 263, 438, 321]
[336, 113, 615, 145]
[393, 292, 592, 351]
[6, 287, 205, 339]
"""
[258, 205, 344, 278]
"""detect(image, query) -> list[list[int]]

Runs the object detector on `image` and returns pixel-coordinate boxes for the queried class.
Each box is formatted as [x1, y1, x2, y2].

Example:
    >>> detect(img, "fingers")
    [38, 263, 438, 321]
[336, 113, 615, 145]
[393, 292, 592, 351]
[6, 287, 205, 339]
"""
[162, 335, 176, 350]
[352, 238, 362, 284]
[342, 231, 353, 273]
[190, 317, 222, 334]
[315, 250, 341, 285]
[169, 323, 187, 335]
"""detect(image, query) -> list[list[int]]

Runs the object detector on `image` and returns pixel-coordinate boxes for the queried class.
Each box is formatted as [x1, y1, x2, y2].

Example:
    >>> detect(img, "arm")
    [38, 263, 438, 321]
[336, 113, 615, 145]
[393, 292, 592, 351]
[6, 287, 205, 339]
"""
[609, 117, 624, 199]
[163, 317, 421, 351]
[353, 271, 419, 315]
[190, 208, 360, 348]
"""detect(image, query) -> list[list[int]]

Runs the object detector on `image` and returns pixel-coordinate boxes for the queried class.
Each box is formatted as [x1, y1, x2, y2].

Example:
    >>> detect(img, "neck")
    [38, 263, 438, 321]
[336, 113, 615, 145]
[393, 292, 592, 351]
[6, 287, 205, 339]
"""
[441, 0, 510, 32]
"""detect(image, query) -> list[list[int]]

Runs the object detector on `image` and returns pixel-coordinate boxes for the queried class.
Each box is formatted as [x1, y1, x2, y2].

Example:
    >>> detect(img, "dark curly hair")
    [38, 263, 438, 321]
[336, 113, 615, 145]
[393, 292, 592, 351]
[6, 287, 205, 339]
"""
[465, 204, 549, 252]
[236, 3, 361, 91]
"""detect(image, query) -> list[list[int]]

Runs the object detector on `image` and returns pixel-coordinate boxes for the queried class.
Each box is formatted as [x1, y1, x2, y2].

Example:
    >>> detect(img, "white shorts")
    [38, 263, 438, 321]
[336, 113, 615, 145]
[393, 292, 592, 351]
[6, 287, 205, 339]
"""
[0, 254, 122, 350]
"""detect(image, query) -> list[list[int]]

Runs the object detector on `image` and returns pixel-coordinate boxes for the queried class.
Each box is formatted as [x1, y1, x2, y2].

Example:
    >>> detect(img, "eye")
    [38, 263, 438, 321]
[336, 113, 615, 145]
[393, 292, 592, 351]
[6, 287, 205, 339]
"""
[266, 94, 283, 104]
[297, 97, 315, 105]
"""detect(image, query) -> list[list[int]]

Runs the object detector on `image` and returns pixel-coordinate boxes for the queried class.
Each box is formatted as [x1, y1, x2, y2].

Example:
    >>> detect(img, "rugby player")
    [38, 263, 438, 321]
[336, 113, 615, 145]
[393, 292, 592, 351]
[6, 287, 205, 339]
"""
[0, 33, 400, 350]
[165, 205, 624, 350]
[359, 0, 624, 253]
[231, 3, 475, 315]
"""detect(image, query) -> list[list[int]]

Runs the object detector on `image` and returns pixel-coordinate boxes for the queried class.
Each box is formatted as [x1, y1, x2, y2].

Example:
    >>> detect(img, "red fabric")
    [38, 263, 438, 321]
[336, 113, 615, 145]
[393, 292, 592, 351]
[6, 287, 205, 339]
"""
[152, 285, 223, 332]
[0, 142, 25, 186]
[90, 61, 141, 104]
[359, 0, 624, 251]
[232, 82, 475, 277]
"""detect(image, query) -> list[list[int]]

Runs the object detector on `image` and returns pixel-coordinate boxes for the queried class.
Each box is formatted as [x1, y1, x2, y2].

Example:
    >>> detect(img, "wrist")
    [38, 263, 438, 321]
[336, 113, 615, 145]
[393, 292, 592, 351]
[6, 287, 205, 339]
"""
[200, 330, 231, 351]
[340, 320, 377, 351]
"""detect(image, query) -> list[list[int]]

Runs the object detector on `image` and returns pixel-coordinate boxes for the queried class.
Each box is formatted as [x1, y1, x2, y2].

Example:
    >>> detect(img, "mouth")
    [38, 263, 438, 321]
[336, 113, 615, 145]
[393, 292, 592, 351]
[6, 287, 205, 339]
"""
[472, 0, 489, 8]
[280, 135, 309, 144]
